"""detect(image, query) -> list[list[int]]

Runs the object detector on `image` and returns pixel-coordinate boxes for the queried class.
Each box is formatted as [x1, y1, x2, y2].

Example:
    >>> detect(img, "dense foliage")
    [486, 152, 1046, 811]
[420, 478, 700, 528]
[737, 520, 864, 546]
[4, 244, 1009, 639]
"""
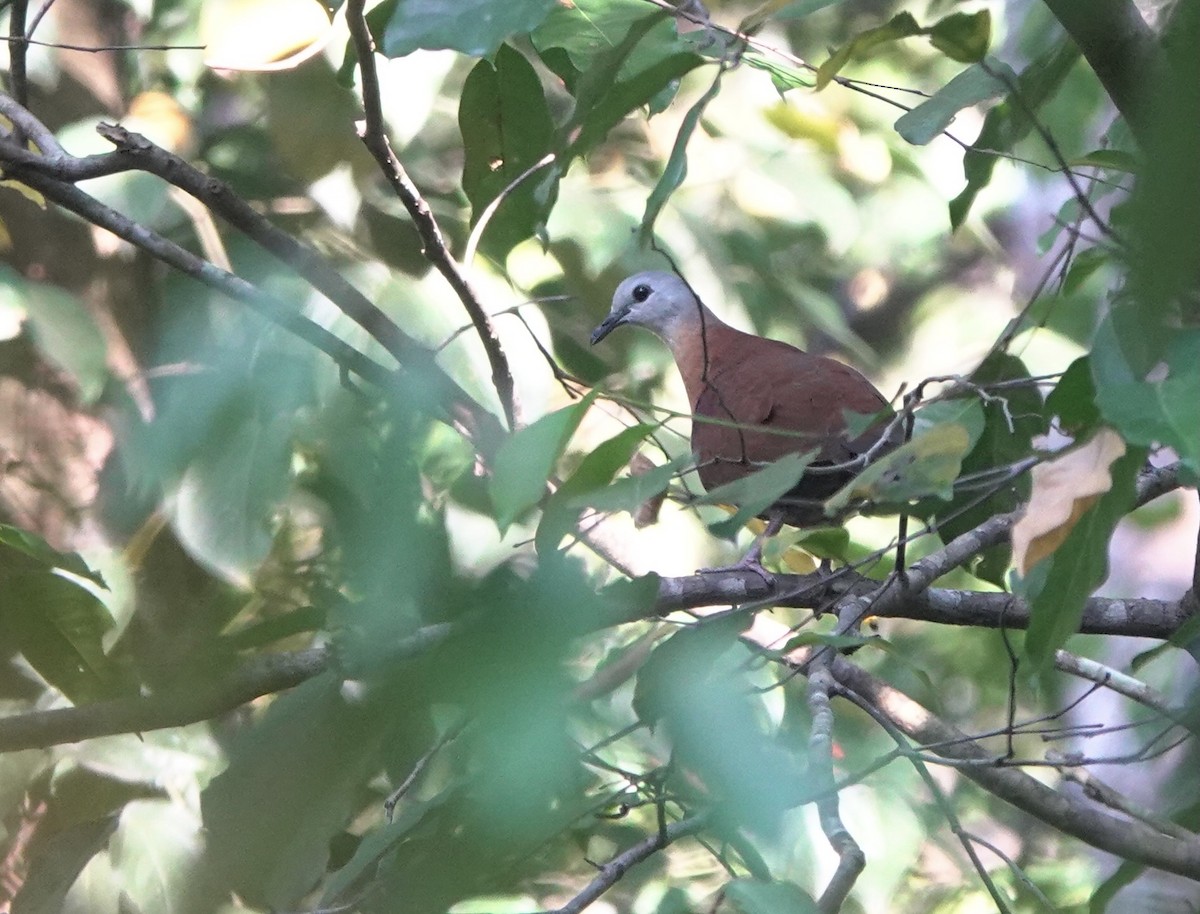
[0, 0, 1198, 912]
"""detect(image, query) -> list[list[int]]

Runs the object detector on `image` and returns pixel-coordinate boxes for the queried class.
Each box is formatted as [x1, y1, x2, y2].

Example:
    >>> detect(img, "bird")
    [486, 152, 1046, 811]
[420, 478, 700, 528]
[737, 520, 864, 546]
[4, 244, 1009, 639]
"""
[591, 270, 899, 572]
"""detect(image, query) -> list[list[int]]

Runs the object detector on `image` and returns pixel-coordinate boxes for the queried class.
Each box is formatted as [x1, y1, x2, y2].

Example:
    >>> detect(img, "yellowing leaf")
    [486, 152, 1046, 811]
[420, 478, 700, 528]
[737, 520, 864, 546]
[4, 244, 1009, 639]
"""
[1011, 428, 1127, 574]
[0, 179, 47, 208]
[739, 0, 800, 34]
[780, 546, 818, 574]
[826, 421, 972, 513]
[123, 92, 196, 156]
[203, 0, 331, 71]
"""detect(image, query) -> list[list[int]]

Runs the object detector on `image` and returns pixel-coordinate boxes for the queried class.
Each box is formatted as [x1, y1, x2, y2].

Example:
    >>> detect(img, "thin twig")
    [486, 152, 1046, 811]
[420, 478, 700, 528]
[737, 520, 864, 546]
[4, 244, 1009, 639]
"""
[807, 666, 864, 912]
[840, 682, 1014, 913]
[344, 0, 519, 430]
[0, 149, 395, 388]
[0, 36, 206, 53]
[829, 655, 1200, 881]
[7, 0, 29, 108]
[462, 152, 556, 267]
[384, 720, 466, 822]
[540, 814, 709, 914]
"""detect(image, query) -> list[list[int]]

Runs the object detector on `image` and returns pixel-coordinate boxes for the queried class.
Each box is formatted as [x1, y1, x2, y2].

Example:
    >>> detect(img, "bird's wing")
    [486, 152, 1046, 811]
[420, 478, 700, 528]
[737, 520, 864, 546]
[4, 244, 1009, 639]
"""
[696, 342, 886, 458]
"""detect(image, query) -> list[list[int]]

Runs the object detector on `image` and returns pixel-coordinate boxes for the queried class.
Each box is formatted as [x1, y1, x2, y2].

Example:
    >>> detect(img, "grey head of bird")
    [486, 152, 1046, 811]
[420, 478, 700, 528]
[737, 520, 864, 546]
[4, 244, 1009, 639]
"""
[590, 271, 716, 346]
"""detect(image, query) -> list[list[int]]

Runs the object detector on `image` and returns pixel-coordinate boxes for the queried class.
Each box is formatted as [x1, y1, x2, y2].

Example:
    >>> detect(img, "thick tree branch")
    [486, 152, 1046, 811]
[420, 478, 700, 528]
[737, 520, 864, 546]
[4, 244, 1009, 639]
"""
[652, 572, 1192, 639]
[1040, 0, 1162, 143]
[0, 461, 1188, 754]
[0, 648, 329, 753]
[648, 460, 1192, 637]
[0, 624, 455, 752]
[0, 94, 505, 452]
[344, 0, 519, 431]
[0, 149, 395, 388]
[830, 656, 1200, 881]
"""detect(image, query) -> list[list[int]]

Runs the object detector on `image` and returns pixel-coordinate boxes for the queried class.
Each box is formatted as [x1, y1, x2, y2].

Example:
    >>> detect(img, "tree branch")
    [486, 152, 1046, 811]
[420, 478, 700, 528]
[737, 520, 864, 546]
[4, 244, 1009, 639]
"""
[541, 814, 709, 914]
[645, 460, 1192, 638]
[0, 648, 329, 753]
[0, 623, 455, 752]
[1040, 0, 1162, 144]
[829, 655, 1200, 880]
[344, 0, 519, 431]
[0, 92, 506, 451]
[650, 571, 1192, 640]
[807, 666, 864, 913]
[0, 147, 396, 388]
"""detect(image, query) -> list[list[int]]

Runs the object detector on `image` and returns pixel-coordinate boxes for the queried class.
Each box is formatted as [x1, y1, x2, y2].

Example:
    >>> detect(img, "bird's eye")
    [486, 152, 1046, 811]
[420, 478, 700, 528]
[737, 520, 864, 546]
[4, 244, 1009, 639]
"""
[632, 284, 651, 302]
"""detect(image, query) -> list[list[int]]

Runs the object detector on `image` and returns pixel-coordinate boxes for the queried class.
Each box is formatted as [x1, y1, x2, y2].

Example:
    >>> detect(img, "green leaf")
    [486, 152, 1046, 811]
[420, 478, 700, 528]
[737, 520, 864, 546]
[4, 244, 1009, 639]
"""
[1089, 860, 1144, 914]
[110, 799, 226, 914]
[322, 789, 455, 908]
[1, 568, 120, 703]
[573, 453, 691, 514]
[1091, 318, 1200, 478]
[0, 524, 107, 588]
[1045, 356, 1099, 435]
[931, 353, 1042, 586]
[0, 527, 118, 702]
[778, 630, 870, 653]
[744, 53, 813, 94]
[949, 39, 1080, 228]
[533, 0, 678, 79]
[459, 45, 557, 261]
[489, 392, 596, 531]
[1124, 0, 1200, 333]
[827, 421, 974, 514]
[694, 452, 817, 539]
[540, 4, 703, 163]
[535, 423, 661, 554]
[633, 621, 806, 831]
[1062, 245, 1111, 294]
[815, 12, 922, 90]
[894, 59, 1013, 146]
[368, 0, 558, 58]
[201, 674, 401, 910]
[1018, 446, 1144, 673]
[928, 10, 991, 63]
[639, 67, 723, 244]
[14, 275, 108, 404]
[171, 406, 294, 587]
[725, 877, 820, 914]
[11, 814, 118, 914]
[1070, 148, 1140, 174]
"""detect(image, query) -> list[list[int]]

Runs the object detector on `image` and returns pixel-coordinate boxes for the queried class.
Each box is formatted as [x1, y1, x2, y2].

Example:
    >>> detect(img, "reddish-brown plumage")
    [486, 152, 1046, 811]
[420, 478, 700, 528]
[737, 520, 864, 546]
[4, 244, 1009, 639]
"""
[593, 271, 896, 527]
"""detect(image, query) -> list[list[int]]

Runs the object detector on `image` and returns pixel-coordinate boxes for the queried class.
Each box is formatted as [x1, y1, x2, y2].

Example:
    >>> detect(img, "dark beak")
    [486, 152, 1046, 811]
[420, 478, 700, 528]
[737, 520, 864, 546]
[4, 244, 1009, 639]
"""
[590, 312, 625, 345]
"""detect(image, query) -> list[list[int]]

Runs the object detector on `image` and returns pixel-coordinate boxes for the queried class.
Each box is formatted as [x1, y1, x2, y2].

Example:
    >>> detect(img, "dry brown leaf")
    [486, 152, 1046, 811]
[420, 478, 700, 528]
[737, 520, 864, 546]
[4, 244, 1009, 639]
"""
[630, 451, 667, 528]
[1011, 428, 1126, 575]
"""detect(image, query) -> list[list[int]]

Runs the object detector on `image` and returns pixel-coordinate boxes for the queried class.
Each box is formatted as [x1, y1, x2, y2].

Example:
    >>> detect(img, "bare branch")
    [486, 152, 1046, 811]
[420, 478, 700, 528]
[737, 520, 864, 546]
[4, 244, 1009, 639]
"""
[344, 0, 519, 430]
[650, 570, 1193, 640]
[0, 648, 329, 753]
[1053, 650, 1178, 719]
[1040, 0, 1162, 144]
[0, 93, 506, 450]
[807, 666, 864, 912]
[0, 146, 395, 388]
[829, 655, 1200, 881]
[0, 624, 454, 752]
[542, 814, 709, 914]
[7, 0, 30, 108]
